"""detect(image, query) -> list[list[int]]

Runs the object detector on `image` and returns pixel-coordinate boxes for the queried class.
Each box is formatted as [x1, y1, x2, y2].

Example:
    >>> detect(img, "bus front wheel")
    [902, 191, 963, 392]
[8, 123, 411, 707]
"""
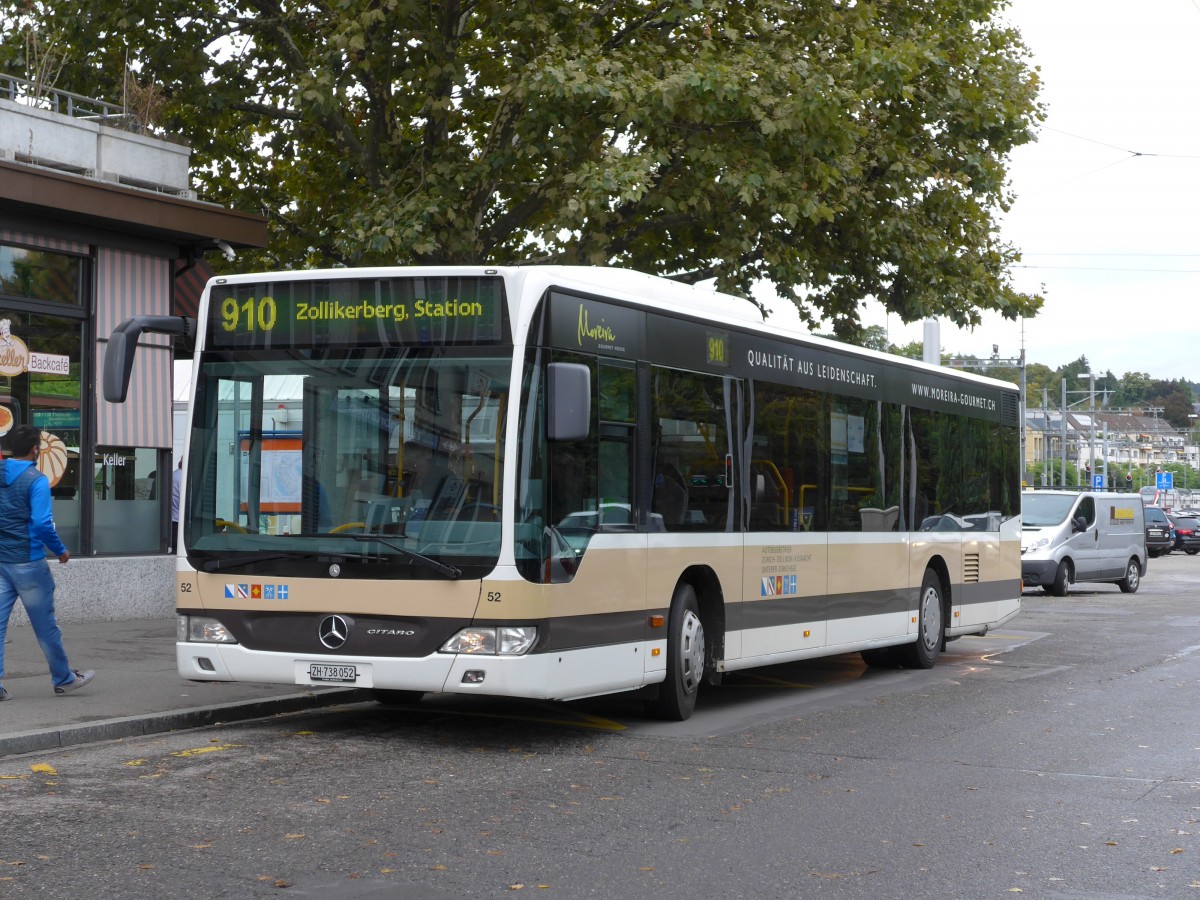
[647, 583, 705, 721]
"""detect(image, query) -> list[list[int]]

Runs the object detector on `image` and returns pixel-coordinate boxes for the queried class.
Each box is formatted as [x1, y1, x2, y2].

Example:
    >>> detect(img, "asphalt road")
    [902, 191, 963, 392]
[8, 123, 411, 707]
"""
[2, 556, 1199, 899]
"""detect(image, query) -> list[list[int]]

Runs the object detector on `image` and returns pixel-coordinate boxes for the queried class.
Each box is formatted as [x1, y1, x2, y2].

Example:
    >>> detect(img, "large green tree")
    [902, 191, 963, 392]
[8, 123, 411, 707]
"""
[1, 0, 1044, 336]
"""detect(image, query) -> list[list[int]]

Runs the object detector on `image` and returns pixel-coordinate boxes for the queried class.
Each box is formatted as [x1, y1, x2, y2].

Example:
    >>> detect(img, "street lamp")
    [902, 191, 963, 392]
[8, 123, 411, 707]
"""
[1188, 414, 1199, 489]
[1078, 373, 1096, 485]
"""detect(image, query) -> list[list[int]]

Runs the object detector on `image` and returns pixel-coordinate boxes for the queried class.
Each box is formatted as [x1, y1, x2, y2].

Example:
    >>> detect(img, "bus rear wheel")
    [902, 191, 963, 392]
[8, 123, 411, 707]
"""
[861, 647, 898, 667]
[897, 569, 943, 669]
[647, 583, 705, 721]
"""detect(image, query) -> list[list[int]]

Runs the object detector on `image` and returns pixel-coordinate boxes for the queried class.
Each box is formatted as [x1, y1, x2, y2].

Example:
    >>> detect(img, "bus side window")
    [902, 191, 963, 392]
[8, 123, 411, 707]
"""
[650, 366, 732, 532]
[749, 381, 829, 533]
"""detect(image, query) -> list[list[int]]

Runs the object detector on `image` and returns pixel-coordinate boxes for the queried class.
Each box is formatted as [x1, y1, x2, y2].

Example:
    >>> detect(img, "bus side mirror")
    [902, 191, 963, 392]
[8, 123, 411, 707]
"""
[103, 315, 195, 403]
[546, 362, 591, 442]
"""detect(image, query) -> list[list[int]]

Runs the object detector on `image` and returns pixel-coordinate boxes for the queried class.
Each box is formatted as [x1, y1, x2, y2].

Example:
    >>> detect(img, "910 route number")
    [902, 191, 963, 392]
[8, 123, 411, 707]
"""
[221, 296, 278, 333]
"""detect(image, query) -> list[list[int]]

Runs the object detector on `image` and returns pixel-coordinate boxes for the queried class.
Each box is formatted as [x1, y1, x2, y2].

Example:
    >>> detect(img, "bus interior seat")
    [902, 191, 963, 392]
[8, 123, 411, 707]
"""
[860, 505, 900, 532]
[750, 472, 782, 529]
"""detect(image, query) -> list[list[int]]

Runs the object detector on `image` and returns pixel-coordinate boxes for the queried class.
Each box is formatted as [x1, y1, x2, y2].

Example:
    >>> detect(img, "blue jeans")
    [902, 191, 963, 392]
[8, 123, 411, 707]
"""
[0, 558, 73, 689]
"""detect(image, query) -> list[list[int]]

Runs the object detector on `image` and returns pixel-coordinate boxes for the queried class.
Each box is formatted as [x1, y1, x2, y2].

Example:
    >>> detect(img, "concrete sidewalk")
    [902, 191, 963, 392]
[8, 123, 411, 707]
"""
[0, 618, 369, 757]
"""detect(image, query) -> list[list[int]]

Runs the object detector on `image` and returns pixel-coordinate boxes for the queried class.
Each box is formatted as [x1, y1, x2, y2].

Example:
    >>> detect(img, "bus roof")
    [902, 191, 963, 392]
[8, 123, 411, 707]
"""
[204, 265, 1018, 393]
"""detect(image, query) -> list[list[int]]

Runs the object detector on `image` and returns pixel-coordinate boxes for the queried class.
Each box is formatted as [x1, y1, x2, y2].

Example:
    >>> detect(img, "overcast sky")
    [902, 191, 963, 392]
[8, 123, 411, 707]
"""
[767, 0, 1200, 382]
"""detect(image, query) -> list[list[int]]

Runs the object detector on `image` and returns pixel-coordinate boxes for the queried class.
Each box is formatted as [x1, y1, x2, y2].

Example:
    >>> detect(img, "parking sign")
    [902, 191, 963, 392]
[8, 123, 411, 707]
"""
[1156, 471, 1174, 491]
[1092, 474, 1105, 490]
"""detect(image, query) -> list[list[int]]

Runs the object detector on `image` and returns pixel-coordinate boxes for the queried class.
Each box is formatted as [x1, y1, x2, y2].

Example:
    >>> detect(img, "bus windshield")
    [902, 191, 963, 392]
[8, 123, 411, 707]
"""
[183, 348, 509, 579]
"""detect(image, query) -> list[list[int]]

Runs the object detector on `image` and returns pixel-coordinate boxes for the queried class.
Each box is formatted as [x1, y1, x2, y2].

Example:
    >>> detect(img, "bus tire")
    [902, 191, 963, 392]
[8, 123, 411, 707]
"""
[373, 689, 424, 705]
[1117, 558, 1141, 593]
[897, 569, 943, 669]
[1049, 560, 1070, 597]
[647, 583, 705, 721]
[860, 648, 897, 667]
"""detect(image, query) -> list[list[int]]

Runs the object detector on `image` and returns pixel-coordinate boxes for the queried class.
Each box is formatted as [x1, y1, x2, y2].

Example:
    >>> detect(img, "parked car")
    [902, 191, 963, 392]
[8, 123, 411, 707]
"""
[1168, 514, 1200, 555]
[1144, 506, 1174, 557]
[1021, 491, 1146, 595]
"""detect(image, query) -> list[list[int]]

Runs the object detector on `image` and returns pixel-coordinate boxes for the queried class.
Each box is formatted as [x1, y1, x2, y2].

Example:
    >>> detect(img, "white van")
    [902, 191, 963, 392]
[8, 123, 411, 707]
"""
[1021, 491, 1146, 596]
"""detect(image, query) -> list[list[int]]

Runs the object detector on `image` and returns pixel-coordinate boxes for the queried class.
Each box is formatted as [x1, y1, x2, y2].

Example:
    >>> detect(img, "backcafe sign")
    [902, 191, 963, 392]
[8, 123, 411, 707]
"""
[0, 319, 71, 378]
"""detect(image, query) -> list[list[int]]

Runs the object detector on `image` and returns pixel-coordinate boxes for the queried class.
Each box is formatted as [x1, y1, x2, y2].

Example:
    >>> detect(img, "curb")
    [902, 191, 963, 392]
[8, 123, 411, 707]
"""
[0, 687, 374, 758]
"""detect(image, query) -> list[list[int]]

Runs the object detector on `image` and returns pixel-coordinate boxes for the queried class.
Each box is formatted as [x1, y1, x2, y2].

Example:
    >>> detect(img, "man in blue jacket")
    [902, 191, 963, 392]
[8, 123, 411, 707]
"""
[0, 424, 93, 700]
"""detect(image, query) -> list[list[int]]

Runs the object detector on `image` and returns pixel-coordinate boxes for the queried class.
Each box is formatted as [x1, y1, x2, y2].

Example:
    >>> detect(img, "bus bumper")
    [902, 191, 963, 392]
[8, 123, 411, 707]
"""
[177, 641, 653, 700]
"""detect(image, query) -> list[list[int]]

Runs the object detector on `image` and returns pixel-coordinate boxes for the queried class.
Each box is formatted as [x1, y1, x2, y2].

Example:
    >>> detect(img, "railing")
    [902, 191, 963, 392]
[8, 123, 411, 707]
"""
[1026, 484, 1141, 493]
[0, 73, 142, 132]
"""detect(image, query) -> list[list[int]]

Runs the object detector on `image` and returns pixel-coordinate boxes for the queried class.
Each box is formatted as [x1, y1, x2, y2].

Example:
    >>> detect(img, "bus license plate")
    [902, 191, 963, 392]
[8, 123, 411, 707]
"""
[308, 663, 357, 683]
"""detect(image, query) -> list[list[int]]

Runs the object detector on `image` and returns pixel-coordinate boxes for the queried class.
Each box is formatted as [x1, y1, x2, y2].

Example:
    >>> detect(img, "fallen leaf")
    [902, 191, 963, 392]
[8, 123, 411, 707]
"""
[171, 744, 240, 758]
[124, 760, 146, 767]
[431, 865, 448, 871]
[30, 764, 56, 775]
[138, 864, 155, 870]
[1170, 848, 1184, 854]
[285, 834, 305, 840]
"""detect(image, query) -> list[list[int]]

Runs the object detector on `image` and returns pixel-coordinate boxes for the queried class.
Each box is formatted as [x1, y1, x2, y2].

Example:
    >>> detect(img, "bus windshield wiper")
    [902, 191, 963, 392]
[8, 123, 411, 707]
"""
[349, 535, 462, 579]
[199, 552, 295, 572]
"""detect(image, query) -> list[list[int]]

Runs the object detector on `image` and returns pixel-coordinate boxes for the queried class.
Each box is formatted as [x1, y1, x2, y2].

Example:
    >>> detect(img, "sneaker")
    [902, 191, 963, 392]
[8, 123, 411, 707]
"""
[54, 669, 95, 695]
[0, 687, 10, 701]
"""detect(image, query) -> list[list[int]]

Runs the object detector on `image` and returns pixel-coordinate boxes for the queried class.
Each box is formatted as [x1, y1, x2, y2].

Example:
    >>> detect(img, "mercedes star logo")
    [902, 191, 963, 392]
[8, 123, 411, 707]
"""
[318, 614, 350, 649]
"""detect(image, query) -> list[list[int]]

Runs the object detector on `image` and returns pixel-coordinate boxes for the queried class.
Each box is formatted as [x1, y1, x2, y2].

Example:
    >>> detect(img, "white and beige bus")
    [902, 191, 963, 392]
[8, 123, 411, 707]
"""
[104, 266, 1022, 720]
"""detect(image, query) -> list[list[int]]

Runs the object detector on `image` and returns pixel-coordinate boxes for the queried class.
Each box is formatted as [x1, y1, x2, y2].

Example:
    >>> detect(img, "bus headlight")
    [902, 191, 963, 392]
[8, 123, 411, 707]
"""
[441, 626, 537, 656]
[178, 614, 238, 644]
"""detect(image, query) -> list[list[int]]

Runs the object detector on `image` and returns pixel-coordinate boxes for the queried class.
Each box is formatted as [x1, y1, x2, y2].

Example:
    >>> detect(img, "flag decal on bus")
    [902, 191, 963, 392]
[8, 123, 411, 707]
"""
[224, 584, 290, 600]
[761, 575, 797, 597]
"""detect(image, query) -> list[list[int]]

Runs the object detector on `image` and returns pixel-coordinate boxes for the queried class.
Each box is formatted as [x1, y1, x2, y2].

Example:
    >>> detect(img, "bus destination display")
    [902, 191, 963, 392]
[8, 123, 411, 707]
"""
[208, 276, 505, 348]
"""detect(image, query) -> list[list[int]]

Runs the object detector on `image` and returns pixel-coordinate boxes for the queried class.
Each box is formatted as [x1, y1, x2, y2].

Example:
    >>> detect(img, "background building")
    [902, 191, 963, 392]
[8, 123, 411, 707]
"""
[1, 75, 267, 622]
